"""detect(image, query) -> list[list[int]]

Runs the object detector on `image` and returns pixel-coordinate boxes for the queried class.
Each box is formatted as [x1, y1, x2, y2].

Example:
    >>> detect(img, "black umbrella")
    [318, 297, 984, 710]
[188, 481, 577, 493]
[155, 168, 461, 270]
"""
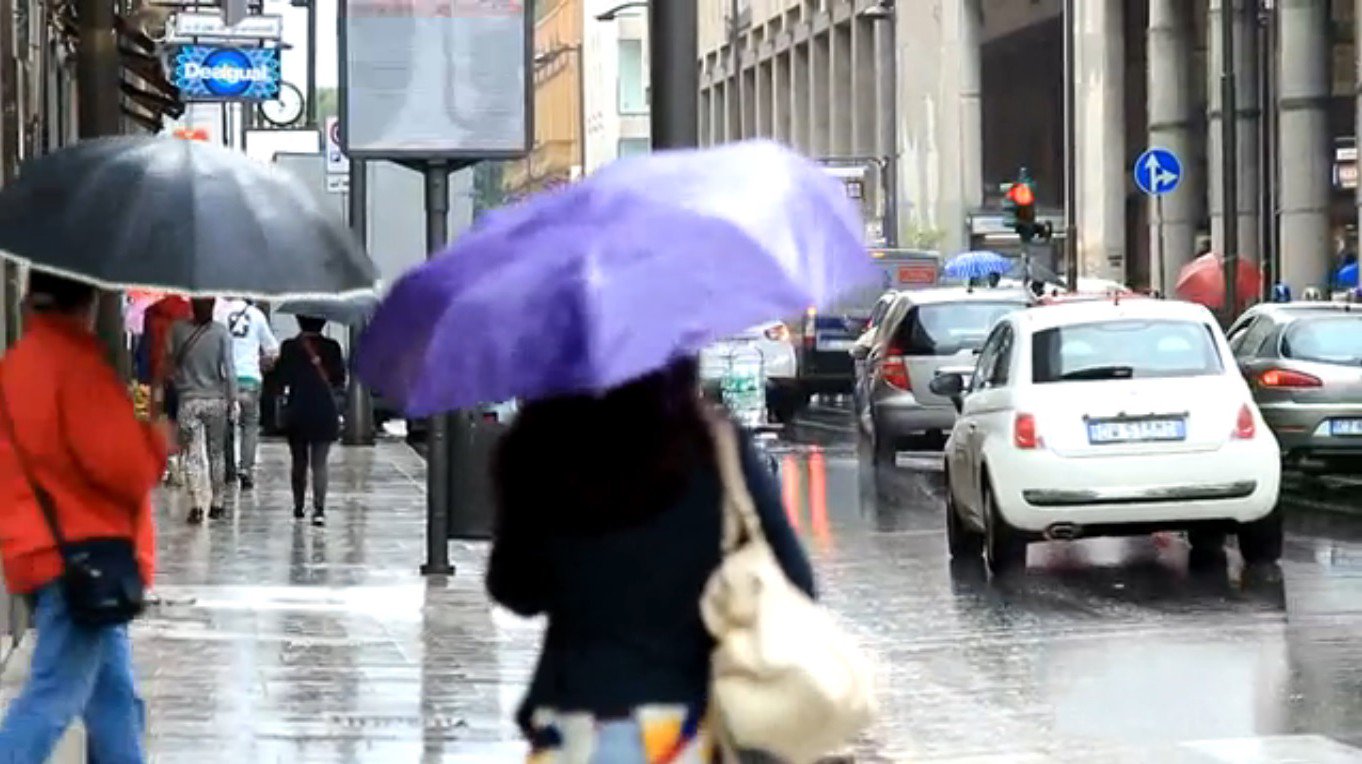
[0, 136, 376, 298]
[275, 293, 380, 326]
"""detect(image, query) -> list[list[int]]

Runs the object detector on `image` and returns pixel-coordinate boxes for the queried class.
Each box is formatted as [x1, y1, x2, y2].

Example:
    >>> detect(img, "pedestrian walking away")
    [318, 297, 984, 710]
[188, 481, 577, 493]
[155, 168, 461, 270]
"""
[276, 316, 346, 526]
[486, 359, 816, 761]
[143, 294, 192, 486]
[0, 271, 165, 763]
[216, 297, 279, 490]
[167, 298, 237, 524]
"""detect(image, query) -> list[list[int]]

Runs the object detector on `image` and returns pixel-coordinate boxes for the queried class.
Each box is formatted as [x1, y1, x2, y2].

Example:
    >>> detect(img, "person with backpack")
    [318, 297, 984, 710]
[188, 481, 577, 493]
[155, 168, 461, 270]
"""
[215, 297, 279, 490]
[274, 316, 346, 526]
[166, 299, 236, 524]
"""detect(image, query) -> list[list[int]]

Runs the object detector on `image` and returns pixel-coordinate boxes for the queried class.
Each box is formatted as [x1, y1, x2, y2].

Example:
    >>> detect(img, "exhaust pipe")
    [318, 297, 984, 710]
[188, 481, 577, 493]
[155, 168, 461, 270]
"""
[1045, 523, 1081, 541]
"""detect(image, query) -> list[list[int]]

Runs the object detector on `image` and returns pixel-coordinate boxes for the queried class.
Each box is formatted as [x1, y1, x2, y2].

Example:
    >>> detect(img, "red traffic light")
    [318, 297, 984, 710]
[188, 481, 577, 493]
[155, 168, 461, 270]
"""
[1006, 182, 1034, 207]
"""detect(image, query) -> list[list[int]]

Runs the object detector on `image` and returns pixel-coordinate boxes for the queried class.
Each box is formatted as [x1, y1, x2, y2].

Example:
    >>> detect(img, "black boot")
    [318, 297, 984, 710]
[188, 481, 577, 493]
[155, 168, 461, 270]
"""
[187, 508, 205, 525]
[208, 506, 226, 520]
[293, 506, 306, 520]
[311, 508, 325, 527]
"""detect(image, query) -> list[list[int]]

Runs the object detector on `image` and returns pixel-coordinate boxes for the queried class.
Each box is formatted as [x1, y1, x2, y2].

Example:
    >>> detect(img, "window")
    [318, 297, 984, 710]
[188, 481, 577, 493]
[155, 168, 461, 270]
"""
[617, 138, 649, 158]
[1230, 317, 1275, 359]
[617, 39, 648, 114]
[892, 301, 1024, 356]
[1031, 320, 1224, 384]
[1281, 316, 1362, 366]
[970, 325, 1013, 391]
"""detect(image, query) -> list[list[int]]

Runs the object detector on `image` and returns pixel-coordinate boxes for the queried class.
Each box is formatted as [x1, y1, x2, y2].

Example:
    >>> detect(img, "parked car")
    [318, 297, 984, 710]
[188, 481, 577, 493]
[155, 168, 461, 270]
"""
[852, 287, 1030, 461]
[1226, 302, 1362, 474]
[934, 298, 1282, 575]
[699, 321, 800, 423]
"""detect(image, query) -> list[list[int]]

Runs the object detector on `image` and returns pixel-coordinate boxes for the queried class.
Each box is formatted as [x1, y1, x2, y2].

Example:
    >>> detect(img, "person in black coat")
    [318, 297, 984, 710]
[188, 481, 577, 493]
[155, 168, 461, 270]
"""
[275, 316, 346, 526]
[487, 358, 815, 759]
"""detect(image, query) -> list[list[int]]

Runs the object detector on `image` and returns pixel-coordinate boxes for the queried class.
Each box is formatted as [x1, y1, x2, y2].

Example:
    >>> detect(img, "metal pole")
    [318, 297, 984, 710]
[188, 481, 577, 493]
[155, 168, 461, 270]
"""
[1220, 0, 1239, 319]
[1062, 0, 1078, 291]
[1155, 195, 1166, 294]
[306, 0, 318, 128]
[881, 8, 898, 248]
[421, 162, 454, 576]
[77, 0, 129, 376]
[342, 158, 375, 446]
[727, 0, 740, 139]
[648, 0, 699, 149]
[1257, 0, 1274, 300]
[0, 0, 17, 352]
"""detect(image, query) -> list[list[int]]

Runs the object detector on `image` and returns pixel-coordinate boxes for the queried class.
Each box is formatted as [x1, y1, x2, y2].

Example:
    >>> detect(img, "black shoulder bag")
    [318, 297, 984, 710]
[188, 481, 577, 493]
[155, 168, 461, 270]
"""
[0, 380, 145, 627]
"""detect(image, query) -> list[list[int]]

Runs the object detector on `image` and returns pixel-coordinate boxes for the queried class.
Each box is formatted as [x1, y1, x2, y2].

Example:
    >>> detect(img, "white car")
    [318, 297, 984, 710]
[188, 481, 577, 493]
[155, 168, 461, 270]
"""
[699, 322, 800, 421]
[931, 298, 1283, 574]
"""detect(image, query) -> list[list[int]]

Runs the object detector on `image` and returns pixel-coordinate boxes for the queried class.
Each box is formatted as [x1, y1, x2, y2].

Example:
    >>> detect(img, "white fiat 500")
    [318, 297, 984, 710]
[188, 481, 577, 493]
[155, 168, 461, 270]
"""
[931, 299, 1283, 574]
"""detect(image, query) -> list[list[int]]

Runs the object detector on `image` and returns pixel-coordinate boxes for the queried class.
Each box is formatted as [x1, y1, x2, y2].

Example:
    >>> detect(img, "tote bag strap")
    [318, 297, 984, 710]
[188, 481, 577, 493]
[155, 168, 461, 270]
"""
[705, 410, 766, 555]
[0, 375, 69, 553]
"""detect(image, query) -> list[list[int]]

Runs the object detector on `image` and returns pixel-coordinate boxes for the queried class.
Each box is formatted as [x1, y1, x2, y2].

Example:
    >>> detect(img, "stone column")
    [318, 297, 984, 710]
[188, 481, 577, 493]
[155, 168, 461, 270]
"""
[1207, 0, 1262, 268]
[756, 58, 772, 137]
[811, 31, 830, 155]
[774, 46, 792, 143]
[851, 15, 878, 156]
[1277, 0, 1330, 292]
[1147, 0, 1201, 293]
[1075, 0, 1126, 281]
[830, 20, 853, 156]
[793, 41, 810, 152]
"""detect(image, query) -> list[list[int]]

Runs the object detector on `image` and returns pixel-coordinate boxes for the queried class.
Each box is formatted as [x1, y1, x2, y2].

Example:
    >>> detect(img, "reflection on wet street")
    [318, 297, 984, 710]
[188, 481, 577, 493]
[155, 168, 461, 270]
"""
[774, 414, 1362, 762]
[35, 427, 1362, 762]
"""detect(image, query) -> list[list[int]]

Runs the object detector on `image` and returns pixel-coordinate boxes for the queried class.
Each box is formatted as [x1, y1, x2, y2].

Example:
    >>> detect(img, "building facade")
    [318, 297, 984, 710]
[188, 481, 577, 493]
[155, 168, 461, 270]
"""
[505, 0, 586, 196]
[699, 0, 1358, 295]
[583, 0, 651, 173]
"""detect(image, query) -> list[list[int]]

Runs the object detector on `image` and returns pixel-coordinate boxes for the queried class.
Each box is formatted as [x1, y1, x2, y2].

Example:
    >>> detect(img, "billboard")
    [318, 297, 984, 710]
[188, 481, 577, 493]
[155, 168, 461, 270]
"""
[339, 0, 531, 160]
[168, 45, 282, 102]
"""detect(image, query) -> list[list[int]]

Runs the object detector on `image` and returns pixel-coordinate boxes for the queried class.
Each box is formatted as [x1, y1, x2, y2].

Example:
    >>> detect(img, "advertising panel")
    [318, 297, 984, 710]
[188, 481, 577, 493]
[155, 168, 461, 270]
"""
[168, 45, 282, 102]
[339, 0, 531, 159]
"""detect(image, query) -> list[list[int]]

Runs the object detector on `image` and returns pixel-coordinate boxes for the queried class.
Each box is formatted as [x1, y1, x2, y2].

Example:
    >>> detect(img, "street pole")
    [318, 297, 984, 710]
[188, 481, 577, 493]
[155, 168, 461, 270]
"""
[0, 0, 17, 352]
[1155, 195, 1166, 295]
[648, 0, 699, 149]
[1257, 0, 1276, 301]
[879, 5, 899, 248]
[1219, 0, 1240, 320]
[342, 158, 376, 446]
[421, 161, 454, 576]
[1062, 0, 1078, 291]
[727, 0, 740, 140]
[306, 0, 318, 128]
[77, 0, 129, 376]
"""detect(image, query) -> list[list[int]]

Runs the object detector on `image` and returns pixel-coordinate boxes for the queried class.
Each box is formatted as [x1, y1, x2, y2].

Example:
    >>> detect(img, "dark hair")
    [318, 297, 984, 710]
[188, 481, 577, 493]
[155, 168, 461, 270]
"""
[298, 316, 326, 333]
[493, 358, 710, 535]
[26, 271, 96, 313]
[191, 298, 216, 324]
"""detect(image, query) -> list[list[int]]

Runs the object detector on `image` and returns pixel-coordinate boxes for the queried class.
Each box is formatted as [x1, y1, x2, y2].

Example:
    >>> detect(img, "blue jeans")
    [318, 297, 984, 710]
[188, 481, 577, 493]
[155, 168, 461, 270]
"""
[0, 585, 145, 763]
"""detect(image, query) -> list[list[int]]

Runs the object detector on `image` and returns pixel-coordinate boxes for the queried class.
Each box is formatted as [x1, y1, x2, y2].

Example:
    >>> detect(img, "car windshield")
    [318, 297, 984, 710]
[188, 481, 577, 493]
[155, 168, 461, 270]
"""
[1282, 316, 1362, 366]
[897, 302, 1023, 355]
[1031, 319, 1224, 383]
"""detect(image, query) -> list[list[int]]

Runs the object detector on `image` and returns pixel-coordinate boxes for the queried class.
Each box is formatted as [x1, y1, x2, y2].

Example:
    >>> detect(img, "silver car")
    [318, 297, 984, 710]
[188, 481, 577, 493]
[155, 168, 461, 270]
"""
[852, 287, 1029, 461]
[1227, 302, 1362, 474]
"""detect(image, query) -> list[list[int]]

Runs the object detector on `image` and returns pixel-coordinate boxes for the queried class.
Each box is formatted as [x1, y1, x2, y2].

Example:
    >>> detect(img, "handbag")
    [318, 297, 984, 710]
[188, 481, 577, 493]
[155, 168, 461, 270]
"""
[699, 415, 875, 763]
[0, 381, 144, 627]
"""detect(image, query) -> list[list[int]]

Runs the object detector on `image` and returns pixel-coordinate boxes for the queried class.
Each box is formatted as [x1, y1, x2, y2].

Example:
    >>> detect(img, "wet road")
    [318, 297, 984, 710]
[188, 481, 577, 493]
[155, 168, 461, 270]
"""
[15, 426, 1361, 762]
[775, 412, 1362, 761]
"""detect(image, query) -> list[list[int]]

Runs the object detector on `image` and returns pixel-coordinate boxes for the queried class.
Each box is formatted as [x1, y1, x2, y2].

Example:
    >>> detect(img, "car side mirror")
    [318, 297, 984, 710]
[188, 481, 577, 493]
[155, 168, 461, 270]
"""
[929, 372, 964, 398]
[849, 344, 870, 360]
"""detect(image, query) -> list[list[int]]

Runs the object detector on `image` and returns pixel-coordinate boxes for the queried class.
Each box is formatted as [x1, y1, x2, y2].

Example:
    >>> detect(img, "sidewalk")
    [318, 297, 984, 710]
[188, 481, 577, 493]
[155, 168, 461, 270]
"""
[3, 438, 539, 763]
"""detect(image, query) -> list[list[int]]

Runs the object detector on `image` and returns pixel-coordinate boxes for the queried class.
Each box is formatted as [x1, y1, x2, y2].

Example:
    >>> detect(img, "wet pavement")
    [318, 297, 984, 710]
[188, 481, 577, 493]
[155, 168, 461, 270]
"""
[7, 420, 1362, 762]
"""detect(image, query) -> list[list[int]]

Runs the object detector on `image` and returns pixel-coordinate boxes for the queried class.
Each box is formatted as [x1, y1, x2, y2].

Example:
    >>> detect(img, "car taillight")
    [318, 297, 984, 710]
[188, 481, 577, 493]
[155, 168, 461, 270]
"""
[882, 355, 911, 390]
[1014, 413, 1041, 449]
[764, 324, 791, 342]
[1258, 368, 1322, 389]
[1232, 403, 1256, 440]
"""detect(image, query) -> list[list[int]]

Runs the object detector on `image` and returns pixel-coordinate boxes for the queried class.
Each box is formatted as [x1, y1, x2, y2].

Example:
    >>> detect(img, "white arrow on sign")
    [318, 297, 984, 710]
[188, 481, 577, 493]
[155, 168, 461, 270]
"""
[1143, 153, 1178, 192]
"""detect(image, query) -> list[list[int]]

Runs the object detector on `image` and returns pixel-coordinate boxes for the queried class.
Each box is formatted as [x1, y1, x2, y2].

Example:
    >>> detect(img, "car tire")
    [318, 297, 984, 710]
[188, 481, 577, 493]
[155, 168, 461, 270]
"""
[945, 474, 984, 558]
[983, 482, 1027, 575]
[1238, 505, 1284, 565]
[1187, 530, 1227, 556]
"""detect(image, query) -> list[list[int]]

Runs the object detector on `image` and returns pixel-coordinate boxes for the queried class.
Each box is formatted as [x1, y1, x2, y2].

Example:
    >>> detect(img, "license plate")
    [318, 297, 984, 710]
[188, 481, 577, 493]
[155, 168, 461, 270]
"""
[1087, 418, 1186, 444]
[815, 335, 854, 351]
[1330, 418, 1362, 436]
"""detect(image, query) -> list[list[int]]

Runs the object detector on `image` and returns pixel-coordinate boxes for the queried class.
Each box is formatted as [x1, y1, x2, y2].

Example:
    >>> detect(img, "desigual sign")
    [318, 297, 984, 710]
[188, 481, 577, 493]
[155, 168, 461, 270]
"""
[169, 45, 281, 101]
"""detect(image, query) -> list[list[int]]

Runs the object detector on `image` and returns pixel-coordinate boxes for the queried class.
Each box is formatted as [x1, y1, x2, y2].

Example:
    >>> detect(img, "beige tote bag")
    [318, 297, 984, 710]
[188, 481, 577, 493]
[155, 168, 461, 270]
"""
[700, 418, 875, 763]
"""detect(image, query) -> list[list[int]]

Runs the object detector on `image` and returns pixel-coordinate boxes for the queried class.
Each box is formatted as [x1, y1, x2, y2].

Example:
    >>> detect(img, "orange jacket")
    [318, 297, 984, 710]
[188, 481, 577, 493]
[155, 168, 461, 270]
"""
[0, 314, 166, 595]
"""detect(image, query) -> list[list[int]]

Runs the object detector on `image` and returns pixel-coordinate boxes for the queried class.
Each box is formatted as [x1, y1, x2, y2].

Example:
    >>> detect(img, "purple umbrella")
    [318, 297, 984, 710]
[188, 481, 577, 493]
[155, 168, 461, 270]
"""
[357, 140, 878, 415]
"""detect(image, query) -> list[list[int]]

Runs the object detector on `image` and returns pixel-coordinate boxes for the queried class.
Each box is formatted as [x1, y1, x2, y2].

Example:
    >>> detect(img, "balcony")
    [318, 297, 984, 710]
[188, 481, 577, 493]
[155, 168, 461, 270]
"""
[503, 138, 581, 195]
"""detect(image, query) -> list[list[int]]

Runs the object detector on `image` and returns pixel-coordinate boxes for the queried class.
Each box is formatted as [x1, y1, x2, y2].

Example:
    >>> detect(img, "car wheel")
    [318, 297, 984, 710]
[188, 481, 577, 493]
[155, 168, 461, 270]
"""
[771, 397, 799, 425]
[945, 474, 984, 558]
[1238, 505, 1284, 565]
[983, 483, 1027, 575]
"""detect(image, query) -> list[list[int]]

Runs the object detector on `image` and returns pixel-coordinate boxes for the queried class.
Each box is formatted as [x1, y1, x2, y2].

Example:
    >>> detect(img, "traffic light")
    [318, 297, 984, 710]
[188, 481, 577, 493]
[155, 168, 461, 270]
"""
[1003, 169, 1053, 244]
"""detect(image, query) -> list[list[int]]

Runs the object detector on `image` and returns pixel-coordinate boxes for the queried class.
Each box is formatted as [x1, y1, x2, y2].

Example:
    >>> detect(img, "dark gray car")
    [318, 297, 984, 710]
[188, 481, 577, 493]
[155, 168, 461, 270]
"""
[1227, 302, 1362, 474]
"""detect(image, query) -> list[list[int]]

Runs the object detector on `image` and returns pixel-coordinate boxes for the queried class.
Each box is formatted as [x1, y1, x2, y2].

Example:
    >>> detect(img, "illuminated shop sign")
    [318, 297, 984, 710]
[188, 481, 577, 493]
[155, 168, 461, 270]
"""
[169, 45, 281, 102]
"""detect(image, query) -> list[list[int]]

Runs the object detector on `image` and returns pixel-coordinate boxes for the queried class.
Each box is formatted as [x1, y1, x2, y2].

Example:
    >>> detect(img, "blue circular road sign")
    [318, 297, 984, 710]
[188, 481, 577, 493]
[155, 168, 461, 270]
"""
[1133, 147, 1182, 197]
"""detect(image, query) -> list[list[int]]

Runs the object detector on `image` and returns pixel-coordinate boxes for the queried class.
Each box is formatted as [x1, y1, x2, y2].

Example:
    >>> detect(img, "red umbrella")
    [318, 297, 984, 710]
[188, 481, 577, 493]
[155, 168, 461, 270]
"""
[1175, 252, 1261, 311]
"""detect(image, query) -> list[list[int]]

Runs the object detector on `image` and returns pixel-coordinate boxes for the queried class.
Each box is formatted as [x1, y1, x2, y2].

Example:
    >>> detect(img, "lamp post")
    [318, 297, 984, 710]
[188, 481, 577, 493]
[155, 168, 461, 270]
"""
[859, 1, 898, 248]
[647, 0, 697, 149]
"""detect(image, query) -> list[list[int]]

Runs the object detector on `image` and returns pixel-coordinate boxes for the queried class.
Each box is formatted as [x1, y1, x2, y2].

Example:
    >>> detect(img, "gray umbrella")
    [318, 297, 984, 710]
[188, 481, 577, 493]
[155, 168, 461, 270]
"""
[0, 136, 376, 298]
[276, 293, 380, 326]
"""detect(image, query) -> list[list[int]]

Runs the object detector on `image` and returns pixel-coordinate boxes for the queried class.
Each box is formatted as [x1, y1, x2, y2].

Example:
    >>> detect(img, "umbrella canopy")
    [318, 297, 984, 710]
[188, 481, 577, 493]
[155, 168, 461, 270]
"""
[357, 140, 877, 416]
[0, 136, 376, 298]
[1336, 262, 1358, 288]
[276, 293, 380, 326]
[1175, 252, 1262, 311]
[943, 250, 1011, 280]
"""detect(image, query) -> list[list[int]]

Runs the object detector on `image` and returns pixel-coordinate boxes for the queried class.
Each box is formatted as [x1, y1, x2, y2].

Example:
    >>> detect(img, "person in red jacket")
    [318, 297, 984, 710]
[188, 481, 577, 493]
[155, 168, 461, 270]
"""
[144, 294, 191, 485]
[0, 272, 166, 763]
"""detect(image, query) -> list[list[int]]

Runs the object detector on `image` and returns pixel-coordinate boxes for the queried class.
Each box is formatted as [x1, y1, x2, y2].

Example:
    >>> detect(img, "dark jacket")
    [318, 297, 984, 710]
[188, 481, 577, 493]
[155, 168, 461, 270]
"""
[276, 333, 346, 443]
[486, 428, 815, 732]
